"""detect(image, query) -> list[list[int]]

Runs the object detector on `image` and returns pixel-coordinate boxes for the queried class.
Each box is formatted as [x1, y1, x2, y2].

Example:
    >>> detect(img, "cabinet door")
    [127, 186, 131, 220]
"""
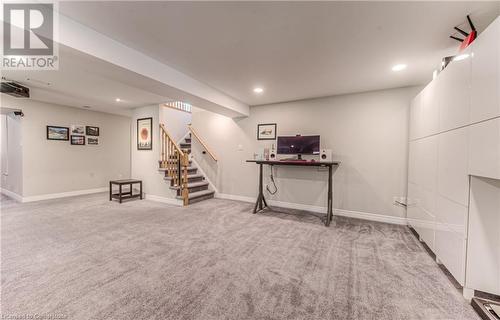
[419, 136, 438, 193]
[471, 17, 500, 123]
[434, 223, 466, 285]
[421, 81, 440, 137]
[407, 183, 436, 251]
[437, 127, 469, 206]
[408, 141, 418, 184]
[409, 93, 423, 140]
[468, 118, 500, 180]
[438, 50, 471, 132]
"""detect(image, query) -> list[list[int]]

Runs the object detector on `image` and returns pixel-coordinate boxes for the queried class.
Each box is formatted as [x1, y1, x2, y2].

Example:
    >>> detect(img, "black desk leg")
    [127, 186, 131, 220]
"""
[253, 163, 267, 213]
[326, 165, 333, 226]
[109, 182, 112, 201]
[119, 184, 122, 204]
[140, 182, 143, 200]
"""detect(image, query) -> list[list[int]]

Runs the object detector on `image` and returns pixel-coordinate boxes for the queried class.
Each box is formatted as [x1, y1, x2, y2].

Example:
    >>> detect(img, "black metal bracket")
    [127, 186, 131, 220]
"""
[450, 35, 465, 42]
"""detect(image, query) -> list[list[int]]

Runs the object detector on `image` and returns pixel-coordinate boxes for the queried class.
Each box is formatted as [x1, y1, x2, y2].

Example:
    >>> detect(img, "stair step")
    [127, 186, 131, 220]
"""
[176, 189, 215, 201]
[180, 143, 191, 148]
[169, 181, 209, 190]
[159, 166, 197, 174]
[164, 173, 204, 182]
[158, 160, 192, 165]
[184, 138, 191, 143]
[158, 166, 196, 171]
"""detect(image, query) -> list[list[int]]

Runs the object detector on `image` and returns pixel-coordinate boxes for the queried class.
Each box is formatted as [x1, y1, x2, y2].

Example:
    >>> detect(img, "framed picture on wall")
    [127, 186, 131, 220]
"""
[137, 117, 153, 150]
[87, 137, 99, 145]
[71, 135, 85, 145]
[257, 123, 277, 140]
[70, 125, 85, 135]
[46, 126, 69, 141]
[86, 126, 99, 136]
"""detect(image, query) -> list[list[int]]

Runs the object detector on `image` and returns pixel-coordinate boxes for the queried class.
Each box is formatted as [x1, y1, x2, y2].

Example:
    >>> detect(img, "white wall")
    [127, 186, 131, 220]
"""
[131, 105, 177, 201]
[0, 113, 23, 197]
[192, 86, 420, 218]
[160, 106, 191, 143]
[1, 95, 131, 198]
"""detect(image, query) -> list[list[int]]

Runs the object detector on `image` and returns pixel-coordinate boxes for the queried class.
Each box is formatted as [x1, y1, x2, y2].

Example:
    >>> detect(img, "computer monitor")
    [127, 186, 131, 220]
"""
[277, 135, 320, 156]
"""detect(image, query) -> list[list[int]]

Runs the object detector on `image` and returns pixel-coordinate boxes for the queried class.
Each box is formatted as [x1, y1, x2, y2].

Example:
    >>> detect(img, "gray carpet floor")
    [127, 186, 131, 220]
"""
[1, 193, 479, 320]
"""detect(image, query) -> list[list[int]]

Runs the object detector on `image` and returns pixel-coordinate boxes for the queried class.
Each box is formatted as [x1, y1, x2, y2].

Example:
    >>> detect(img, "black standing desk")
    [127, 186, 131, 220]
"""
[246, 160, 340, 226]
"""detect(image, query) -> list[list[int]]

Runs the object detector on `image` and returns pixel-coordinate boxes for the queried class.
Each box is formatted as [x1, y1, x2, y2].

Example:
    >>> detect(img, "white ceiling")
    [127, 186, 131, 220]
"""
[2, 45, 174, 115]
[58, 1, 500, 106]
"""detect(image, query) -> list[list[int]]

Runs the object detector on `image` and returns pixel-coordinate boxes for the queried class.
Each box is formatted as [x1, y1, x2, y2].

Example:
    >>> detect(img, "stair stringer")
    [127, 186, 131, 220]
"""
[189, 155, 218, 196]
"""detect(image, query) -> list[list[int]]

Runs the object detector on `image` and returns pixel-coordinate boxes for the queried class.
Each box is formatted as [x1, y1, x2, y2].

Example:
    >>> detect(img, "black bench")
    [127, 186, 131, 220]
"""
[109, 179, 143, 203]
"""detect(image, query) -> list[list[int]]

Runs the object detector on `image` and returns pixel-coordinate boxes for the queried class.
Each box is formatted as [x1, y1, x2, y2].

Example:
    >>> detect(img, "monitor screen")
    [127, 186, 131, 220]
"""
[277, 135, 320, 155]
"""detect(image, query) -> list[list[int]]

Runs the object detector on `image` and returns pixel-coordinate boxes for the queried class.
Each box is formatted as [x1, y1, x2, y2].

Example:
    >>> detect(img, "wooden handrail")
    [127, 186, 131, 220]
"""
[159, 123, 189, 205]
[188, 125, 218, 162]
[160, 124, 185, 156]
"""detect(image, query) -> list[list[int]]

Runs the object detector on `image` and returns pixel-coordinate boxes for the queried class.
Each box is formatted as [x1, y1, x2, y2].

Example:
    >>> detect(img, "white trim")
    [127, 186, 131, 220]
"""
[1, 188, 23, 202]
[215, 193, 254, 203]
[21, 187, 108, 203]
[216, 193, 407, 225]
[145, 194, 183, 206]
[335, 208, 407, 225]
[269, 199, 327, 214]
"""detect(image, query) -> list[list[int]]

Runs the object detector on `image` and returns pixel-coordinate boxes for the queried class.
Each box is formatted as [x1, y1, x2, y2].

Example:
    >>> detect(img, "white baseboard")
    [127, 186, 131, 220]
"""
[1, 188, 23, 202]
[215, 193, 407, 225]
[21, 187, 108, 203]
[215, 193, 254, 203]
[335, 208, 407, 225]
[146, 194, 183, 206]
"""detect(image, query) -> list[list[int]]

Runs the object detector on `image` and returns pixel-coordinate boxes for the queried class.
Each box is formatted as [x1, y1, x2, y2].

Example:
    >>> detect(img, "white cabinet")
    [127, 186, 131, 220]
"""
[435, 224, 466, 285]
[470, 17, 500, 123]
[438, 48, 471, 132]
[409, 93, 423, 141]
[407, 182, 436, 251]
[466, 176, 500, 295]
[408, 141, 417, 184]
[419, 136, 438, 193]
[408, 16, 500, 295]
[421, 81, 440, 137]
[468, 117, 500, 180]
[437, 128, 469, 206]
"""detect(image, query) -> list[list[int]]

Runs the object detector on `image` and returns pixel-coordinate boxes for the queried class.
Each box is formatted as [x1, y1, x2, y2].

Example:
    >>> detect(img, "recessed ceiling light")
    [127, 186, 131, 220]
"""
[253, 87, 264, 94]
[392, 64, 407, 72]
[115, 98, 121, 102]
[453, 54, 469, 61]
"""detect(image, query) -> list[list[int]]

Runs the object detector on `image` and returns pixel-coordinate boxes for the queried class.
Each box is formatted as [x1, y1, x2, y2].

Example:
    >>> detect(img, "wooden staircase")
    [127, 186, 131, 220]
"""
[159, 124, 215, 205]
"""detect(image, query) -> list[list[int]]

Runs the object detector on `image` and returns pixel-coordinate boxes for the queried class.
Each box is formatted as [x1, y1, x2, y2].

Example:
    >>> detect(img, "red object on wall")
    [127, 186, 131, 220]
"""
[460, 30, 477, 51]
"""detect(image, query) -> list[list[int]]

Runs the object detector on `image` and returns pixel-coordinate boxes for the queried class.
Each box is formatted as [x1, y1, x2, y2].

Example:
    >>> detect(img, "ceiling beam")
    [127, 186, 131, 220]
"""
[57, 14, 249, 118]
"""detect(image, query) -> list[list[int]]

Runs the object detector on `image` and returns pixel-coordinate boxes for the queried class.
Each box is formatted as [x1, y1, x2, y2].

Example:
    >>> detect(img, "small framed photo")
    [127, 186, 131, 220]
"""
[257, 123, 277, 140]
[47, 126, 69, 141]
[87, 137, 99, 145]
[70, 135, 85, 145]
[137, 117, 153, 150]
[86, 126, 99, 136]
[71, 125, 85, 135]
